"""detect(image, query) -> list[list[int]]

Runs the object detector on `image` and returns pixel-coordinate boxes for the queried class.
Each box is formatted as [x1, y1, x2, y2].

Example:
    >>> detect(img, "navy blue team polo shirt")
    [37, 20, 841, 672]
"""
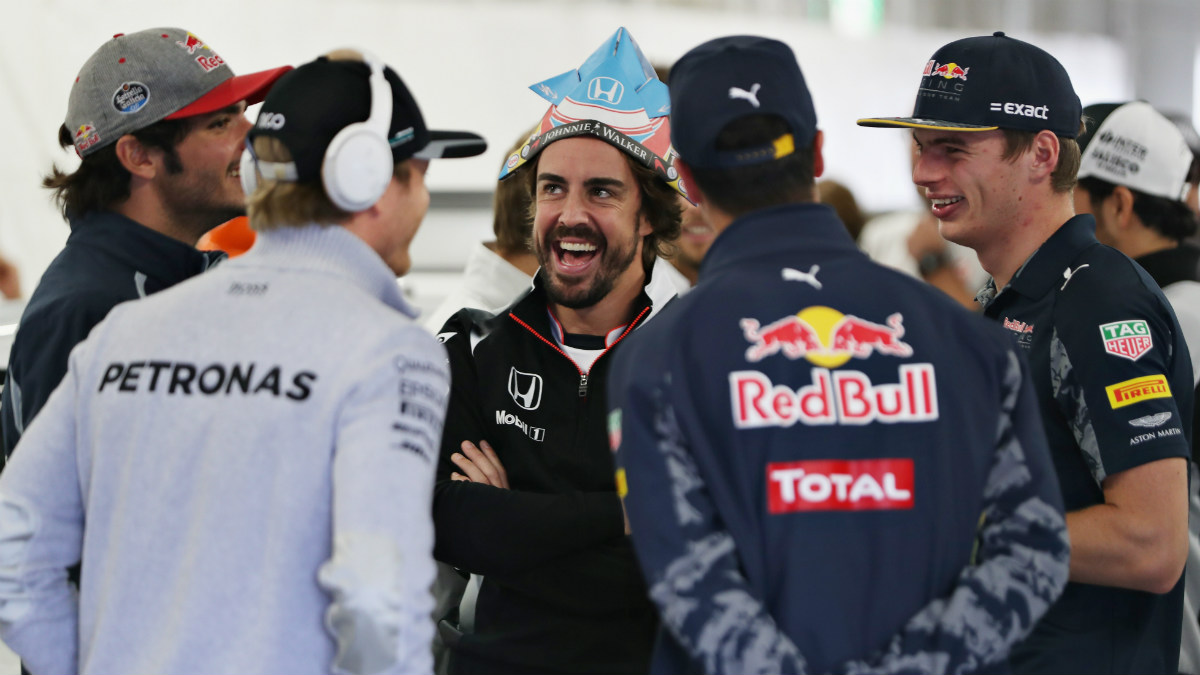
[983, 215, 1193, 674]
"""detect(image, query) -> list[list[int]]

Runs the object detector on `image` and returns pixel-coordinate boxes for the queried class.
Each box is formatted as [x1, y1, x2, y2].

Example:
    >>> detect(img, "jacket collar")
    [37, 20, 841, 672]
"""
[700, 203, 862, 279]
[68, 211, 223, 284]
[1006, 215, 1099, 300]
[234, 223, 416, 318]
[507, 259, 676, 341]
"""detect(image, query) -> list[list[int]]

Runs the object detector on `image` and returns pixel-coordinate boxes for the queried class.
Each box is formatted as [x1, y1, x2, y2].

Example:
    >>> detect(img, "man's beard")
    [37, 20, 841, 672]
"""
[157, 161, 245, 242]
[537, 224, 640, 310]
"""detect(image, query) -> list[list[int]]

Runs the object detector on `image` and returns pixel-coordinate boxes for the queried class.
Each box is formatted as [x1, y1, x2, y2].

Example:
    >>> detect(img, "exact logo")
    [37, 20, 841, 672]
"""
[767, 458, 914, 513]
[587, 76, 624, 105]
[740, 307, 912, 367]
[507, 367, 543, 410]
[1100, 319, 1153, 361]
[730, 364, 938, 428]
[989, 102, 1049, 119]
[1106, 374, 1172, 409]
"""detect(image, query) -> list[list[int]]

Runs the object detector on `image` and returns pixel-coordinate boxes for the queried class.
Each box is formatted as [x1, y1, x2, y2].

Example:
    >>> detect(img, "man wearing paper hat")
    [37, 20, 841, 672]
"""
[431, 27, 681, 674]
[860, 33, 1194, 674]
[606, 34, 1069, 674]
[0, 49, 486, 673]
[0, 28, 291, 466]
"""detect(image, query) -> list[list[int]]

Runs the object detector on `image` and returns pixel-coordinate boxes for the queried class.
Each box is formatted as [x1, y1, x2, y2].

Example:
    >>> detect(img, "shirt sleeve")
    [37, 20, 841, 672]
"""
[430, 311, 624, 577]
[0, 334, 92, 675]
[317, 332, 447, 675]
[1050, 267, 1190, 484]
[611, 340, 1069, 674]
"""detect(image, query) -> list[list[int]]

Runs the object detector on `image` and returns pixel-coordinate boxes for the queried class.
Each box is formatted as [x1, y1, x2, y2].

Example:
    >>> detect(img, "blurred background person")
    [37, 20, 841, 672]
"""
[1074, 100, 1200, 674]
[422, 130, 538, 335]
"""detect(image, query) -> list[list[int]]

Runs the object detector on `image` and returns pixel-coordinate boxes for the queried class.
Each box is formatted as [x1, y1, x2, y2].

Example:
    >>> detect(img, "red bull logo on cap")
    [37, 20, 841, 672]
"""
[740, 307, 913, 368]
[73, 123, 100, 156]
[176, 32, 207, 55]
[929, 62, 969, 81]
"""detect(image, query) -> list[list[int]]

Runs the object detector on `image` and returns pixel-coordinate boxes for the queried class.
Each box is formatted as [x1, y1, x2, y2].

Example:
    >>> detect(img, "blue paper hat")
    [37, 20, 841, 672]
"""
[498, 27, 689, 200]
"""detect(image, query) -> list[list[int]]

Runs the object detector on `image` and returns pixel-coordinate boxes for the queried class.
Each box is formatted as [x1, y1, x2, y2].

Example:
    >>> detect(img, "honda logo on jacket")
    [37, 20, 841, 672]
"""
[508, 367, 543, 410]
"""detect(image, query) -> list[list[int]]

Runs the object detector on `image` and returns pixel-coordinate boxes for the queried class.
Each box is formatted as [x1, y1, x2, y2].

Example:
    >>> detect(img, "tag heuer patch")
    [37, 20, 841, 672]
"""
[1100, 319, 1153, 361]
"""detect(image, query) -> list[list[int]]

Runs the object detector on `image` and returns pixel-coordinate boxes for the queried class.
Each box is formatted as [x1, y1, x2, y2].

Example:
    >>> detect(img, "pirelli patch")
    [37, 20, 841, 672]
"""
[1106, 374, 1172, 409]
[615, 468, 628, 498]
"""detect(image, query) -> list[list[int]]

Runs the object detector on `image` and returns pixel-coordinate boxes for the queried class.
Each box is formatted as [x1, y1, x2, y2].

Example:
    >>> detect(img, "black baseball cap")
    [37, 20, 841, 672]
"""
[858, 32, 1083, 138]
[668, 36, 817, 169]
[247, 56, 485, 182]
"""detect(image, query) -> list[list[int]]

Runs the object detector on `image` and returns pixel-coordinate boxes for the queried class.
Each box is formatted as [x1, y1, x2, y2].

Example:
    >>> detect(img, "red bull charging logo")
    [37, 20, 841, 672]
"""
[740, 307, 912, 367]
[925, 61, 969, 81]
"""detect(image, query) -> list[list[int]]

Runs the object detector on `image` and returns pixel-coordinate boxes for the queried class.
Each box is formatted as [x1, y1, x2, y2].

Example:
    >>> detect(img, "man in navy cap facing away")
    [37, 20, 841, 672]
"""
[861, 33, 1194, 674]
[607, 34, 1070, 675]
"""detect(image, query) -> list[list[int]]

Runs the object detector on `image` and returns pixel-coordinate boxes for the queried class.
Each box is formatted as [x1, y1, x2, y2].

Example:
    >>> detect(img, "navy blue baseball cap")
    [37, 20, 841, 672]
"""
[669, 36, 817, 169]
[858, 32, 1083, 138]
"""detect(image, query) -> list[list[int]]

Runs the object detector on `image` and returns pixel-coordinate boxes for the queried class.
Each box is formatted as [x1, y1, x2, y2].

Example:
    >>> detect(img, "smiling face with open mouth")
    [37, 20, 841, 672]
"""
[532, 137, 651, 310]
[911, 128, 1029, 254]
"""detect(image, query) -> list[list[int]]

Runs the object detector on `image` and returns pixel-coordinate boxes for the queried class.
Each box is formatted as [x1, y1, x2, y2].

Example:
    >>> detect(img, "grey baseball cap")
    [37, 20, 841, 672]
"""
[66, 27, 291, 158]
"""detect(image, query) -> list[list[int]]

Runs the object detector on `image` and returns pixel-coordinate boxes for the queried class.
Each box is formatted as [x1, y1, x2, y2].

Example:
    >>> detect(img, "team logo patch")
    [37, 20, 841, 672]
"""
[731, 364, 938, 428]
[1002, 317, 1035, 349]
[1100, 319, 1153, 360]
[1106, 375, 1171, 409]
[507, 367, 542, 410]
[73, 123, 100, 155]
[113, 82, 150, 114]
[930, 62, 969, 80]
[741, 307, 911, 367]
[768, 459, 914, 513]
[176, 31, 206, 54]
[608, 409, 622, 453]
[1129, 412, 1172, 428]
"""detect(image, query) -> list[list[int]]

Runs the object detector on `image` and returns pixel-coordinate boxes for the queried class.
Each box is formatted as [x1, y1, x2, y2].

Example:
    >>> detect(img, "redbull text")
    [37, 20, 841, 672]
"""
[730, 364, 938, 428]
[768, 459, 915, 513]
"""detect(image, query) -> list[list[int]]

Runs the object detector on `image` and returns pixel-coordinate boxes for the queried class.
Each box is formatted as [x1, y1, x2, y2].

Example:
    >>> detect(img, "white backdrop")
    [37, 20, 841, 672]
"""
[1, 0, 1132, 298]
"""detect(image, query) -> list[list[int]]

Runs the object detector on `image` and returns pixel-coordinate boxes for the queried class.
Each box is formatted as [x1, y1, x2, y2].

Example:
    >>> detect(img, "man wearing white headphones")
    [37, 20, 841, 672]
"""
[0, 50, 486, 675]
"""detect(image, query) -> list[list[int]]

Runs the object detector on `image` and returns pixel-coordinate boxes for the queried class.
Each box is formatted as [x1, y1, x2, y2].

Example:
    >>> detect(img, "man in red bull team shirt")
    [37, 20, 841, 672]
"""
[860, 32, 1194, 675]
[607, 35, 1070, 674]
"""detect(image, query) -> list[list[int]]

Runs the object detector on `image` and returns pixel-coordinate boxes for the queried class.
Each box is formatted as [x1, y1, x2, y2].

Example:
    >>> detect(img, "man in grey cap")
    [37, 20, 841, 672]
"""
[0, 28, 290, 466]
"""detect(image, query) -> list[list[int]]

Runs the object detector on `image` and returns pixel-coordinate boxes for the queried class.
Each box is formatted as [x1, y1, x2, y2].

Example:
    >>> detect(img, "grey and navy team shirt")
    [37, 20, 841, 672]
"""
[983, 215, 1194, 675]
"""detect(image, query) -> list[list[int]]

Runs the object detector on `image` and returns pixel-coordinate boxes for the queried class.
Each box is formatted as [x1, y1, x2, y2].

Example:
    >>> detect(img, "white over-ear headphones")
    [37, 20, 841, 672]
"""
[240, 51, 395, 213]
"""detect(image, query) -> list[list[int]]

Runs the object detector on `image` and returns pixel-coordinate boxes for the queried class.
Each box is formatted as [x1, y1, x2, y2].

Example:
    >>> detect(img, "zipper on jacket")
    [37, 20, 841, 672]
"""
[508, 305, 652, 399]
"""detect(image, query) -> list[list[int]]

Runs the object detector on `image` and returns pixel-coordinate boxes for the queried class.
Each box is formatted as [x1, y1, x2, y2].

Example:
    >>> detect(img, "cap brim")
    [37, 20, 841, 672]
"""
[856, 117, 999, 132]
[166, 65, 293, 120]
[414, 130, 487, 159]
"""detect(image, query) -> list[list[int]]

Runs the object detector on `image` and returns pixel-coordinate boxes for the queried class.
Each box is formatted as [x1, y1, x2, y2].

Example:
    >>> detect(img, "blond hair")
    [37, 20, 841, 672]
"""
[247, 49, 410, 231]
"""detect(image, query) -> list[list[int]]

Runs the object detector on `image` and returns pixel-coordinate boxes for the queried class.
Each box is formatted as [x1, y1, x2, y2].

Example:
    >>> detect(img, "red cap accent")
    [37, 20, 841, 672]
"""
[165, 65, 293, 120]
[113, 33, 125, 38]
[118, 58, 126, 64]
